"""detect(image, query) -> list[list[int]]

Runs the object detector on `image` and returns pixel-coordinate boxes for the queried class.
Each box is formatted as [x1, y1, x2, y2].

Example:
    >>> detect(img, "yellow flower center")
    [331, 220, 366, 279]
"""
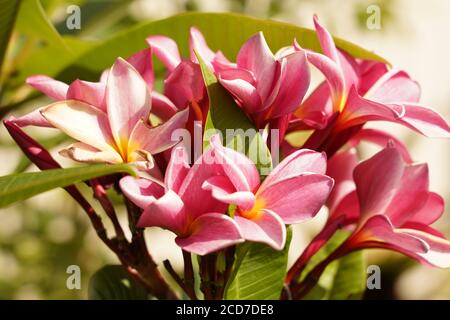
[240, 198, 266, 220]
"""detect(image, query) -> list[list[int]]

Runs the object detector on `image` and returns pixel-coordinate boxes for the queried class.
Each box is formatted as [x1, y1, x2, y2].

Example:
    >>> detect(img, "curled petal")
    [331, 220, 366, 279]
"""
[137, 190, 188, 234]
[119, 176, 164, 209]
[351, 215, 429, 254]
[146, 35, 181, 71]
[237, 32, 277, 101]
[9, 108, 52, 128]
[395, 103, 450, 138]
[235, 209, 286, 250]
[59, 142, 122, 164]
[217, 69, 262, 113]
[209, 134, 260, 192]
[202, 175, 256, 210]
[176, 213, 243, 255]
[402, 228, 450, 268]
[294, 81, 332, 129]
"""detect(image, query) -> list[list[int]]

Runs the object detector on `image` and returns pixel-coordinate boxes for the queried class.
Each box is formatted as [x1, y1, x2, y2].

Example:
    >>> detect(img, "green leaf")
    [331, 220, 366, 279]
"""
[301, 230, 367, 300]
[329, 251, 366, 300]
[225, 228, 292, 300]
[0, 0, 21, 75]
[197, 52, 272, 173]
[0, 163, 135, 208]
[88, 265, 149, 300]
[69, 12, 388, 78]
[8, 12, 388, 110]
[15, 0, 68, 51]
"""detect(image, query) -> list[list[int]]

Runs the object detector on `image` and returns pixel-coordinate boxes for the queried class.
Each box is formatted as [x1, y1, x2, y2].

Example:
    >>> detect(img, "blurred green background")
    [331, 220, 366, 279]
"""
[0, 0, 449, 299]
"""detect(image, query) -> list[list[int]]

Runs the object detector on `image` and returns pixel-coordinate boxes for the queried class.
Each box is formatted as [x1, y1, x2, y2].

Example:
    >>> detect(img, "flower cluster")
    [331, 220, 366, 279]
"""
[6, 15, 450, 276]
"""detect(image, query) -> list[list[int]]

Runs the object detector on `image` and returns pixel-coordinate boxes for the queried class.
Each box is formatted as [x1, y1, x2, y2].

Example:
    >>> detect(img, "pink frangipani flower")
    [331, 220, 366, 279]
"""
[214, 32, 310, 128]
[120, 144, 243, 255]
[332, 146, 450, 267]
[202, 136, 334, 250]
[146, 27, 229, 123]
[36, 57, 188, 169]
[11, 49, 177, 127]
[292, 15, 450, 138]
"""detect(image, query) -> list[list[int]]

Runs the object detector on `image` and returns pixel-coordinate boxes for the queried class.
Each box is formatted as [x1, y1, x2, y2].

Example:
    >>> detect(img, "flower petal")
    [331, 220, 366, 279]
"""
[313, 15, 340, 63]
[265, 51, 310, 118]
[146, 35, 181, 71]
[119, 176, 164, 209]
[165, 146, 190, 193]
[189, 26, 216, 67]
[395, 103, 450, 138]
[176, 213, 243, 255]
[59, 142, 122, 164]
[202, 175, 256, 210]
[294, 81, 333, 129]
[128, 108, 188, 155]
[258, 173, 334, 224]
[127, 48, 154, 88]
[178, 146, 229, 218]
[151, 92, 178, 121]
[106, 57, 151, 152]
[235, 209, 286, 250]
[338, 87, 402, 129]
[237, 32, 277, 101]
[26, 75, 68, 100]
[261, 148, 327, 190]
[9, 108, 52, 128]
[365, 69, 420, 104]
[401, 228, 450, 268]
[137, 189, 188, 234]
[209, 134, 260, 192]
[353, 146, 404, 218]
[408, 192, 445, 226]
[326, 148, 358, 211]
[41, 100, 117, 154]
[67, 79, 106, 111]
[351, 215, 429, 254]
[385, 164, 430, 227]
[217, 68, 262, 113]
[164, 61, 204, 108]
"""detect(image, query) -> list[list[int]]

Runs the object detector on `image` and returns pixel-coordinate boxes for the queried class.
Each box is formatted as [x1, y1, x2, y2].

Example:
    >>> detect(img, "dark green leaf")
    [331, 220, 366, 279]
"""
[88, 265, 149, 300]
